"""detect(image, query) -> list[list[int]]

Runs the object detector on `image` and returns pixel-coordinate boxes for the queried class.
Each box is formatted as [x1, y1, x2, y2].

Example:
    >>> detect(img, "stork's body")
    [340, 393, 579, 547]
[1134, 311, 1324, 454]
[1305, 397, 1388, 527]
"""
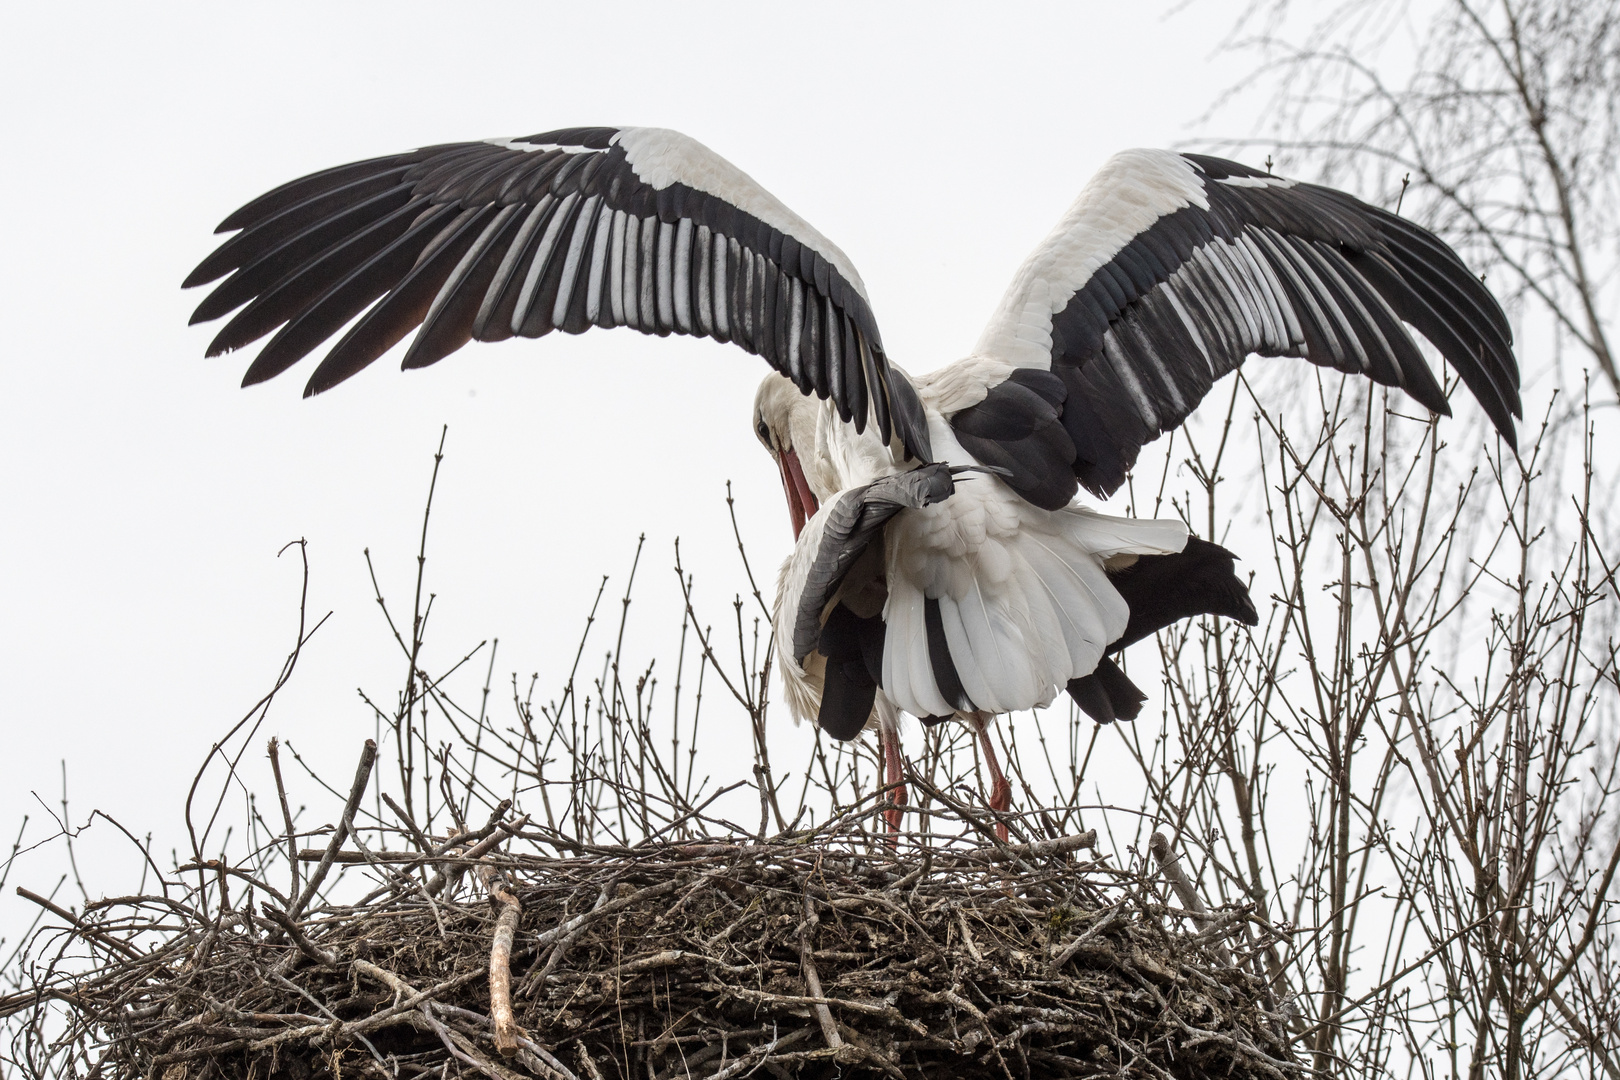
[757, 369, 1222, 836]
[182, 127, 1521, 841]
[759, 380, 1166, 744]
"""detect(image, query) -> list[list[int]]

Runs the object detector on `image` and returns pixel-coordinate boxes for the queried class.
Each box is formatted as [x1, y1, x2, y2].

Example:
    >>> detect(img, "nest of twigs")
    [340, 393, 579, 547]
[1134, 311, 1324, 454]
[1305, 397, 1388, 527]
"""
[12, 806, 1299, 1080]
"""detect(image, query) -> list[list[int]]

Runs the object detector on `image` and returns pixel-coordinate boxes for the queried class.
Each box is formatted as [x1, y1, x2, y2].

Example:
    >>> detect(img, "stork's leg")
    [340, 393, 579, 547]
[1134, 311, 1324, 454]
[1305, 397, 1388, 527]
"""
[972, 716, 1012, 842]
[876, 698, 908, 841]
[881, 726, 908, 838]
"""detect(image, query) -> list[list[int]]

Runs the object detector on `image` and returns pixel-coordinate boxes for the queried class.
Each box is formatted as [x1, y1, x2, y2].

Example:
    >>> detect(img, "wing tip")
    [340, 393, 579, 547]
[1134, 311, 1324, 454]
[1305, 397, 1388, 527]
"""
[190, 295, 243, 327]
[206, 335, 242, 360]
[302, 356, 358, 397]
[181, 267, 221, 291]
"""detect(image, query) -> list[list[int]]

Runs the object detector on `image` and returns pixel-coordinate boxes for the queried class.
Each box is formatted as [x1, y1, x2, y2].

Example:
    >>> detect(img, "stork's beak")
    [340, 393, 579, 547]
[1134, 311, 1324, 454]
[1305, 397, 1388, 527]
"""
[778, 448, 820, 540]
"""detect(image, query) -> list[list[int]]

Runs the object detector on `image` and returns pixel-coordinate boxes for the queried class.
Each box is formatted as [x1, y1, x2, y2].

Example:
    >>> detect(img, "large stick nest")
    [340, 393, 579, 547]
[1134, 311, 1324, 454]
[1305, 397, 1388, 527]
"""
[17, 820, 1300, 1080]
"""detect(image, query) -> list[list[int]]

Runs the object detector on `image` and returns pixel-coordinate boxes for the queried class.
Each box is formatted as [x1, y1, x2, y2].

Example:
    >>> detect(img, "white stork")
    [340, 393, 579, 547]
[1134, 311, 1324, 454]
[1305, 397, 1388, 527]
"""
[183, 127, 1520, 839]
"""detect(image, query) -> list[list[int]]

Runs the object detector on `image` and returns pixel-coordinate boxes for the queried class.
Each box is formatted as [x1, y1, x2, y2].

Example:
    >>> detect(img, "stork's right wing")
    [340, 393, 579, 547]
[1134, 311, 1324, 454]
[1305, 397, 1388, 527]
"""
[183, 126, 928, 459]
[939, 149, 1520, 505]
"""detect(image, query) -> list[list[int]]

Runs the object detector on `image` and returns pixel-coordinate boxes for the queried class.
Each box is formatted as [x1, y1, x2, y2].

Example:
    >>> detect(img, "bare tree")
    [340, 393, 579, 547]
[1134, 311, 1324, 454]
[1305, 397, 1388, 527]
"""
[1214, 0, 1619, 404]
[1096, 372, 1620, 1078]
[1105, 12, 1620, 1073]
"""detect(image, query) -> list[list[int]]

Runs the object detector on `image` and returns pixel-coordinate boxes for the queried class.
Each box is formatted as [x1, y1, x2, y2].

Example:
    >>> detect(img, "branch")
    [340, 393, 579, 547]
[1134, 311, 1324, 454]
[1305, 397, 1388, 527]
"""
[287, 739, 376, 920]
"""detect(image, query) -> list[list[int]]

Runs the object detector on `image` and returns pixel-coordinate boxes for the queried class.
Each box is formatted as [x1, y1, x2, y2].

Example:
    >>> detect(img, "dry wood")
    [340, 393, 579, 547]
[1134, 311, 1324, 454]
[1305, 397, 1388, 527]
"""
[11, 815, 1299, 1079]
[795, 890, 842, 1050]
[477, 862, 524, 1057]
[427, 813, 530, 898]
[260, 905, 337, 968]
[287, 739, 376, 921]
[1150, 831, 1234, 966]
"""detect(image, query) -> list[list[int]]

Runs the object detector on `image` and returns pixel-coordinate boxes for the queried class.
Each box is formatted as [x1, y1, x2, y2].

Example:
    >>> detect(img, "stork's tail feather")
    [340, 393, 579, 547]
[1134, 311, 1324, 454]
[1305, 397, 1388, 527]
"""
[819, 659, 877, 739]
[773, 467, 956, 738]
[1106, 536, 1258, 651]
[781, 493, 1256, 732]
[883, 507, 1188, 717]
[816, 604, 885, 740]
[1066, 656, 1146, 725]
[1064, 536, 1258, 725]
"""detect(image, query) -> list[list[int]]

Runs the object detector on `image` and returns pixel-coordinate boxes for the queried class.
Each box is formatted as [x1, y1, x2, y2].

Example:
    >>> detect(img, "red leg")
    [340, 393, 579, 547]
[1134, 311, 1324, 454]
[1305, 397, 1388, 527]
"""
[974, 718, 1011, 842]
[880, 722, 908, 840]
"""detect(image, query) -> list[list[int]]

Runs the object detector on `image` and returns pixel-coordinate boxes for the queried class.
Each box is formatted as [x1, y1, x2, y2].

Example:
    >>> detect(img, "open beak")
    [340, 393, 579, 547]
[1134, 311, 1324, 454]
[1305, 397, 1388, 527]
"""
[778, 448, 820, 540]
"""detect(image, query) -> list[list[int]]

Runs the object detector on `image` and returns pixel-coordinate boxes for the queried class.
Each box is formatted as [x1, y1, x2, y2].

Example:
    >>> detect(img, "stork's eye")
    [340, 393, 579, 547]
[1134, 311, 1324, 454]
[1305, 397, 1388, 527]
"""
[756, 419, 772, 447]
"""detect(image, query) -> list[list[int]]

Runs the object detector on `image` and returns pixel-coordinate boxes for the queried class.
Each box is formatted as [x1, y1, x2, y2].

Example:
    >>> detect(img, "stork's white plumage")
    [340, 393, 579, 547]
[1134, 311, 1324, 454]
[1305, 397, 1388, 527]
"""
[184, 126, 1520, 839]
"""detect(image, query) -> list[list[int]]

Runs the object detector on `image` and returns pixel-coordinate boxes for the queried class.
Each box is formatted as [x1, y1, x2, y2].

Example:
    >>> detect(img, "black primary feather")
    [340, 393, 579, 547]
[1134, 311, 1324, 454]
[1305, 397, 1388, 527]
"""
[980, 151, 1521, 504]
[1066, 657, 1147, 725]
[184, 128, 928, 462]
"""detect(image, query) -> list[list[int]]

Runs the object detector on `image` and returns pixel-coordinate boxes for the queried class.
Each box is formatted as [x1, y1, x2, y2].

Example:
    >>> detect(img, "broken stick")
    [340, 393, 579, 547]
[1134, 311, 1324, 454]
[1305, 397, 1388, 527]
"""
[477, 862, 524, 1056]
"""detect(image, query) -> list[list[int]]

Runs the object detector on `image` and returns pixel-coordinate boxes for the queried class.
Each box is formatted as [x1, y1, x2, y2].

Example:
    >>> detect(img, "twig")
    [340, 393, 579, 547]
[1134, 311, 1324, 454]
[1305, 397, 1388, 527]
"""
[14, 887, 144, 962]
[261, 905, 337, 968]
[1150, 831, 1234, 966]
[1050, 907, 1124, 973]
[420, 1003, 524, 1080]
[268, 737, 300, 905]
[426, 814, 529, 898]
[954, 831, 1096, 864]
[796, 892, 842, 1049]
[383, 791, 433, 856]
[288, 740, 376, 920]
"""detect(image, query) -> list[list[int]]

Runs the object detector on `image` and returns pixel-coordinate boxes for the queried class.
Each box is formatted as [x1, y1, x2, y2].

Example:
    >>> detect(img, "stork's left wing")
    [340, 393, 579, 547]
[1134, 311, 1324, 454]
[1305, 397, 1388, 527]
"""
[947, 150, 1521, 505]
[183, 126, 928, 460]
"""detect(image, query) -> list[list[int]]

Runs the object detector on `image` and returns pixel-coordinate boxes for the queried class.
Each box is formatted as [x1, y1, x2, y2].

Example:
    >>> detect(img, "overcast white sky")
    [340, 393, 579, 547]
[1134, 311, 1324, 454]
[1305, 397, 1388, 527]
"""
[0, 2, 1268, 907]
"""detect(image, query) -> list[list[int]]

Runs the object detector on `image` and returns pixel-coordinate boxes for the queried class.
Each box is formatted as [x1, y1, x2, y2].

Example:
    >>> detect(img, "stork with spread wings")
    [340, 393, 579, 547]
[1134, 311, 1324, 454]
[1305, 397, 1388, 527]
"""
[185, 127, 1519, 837]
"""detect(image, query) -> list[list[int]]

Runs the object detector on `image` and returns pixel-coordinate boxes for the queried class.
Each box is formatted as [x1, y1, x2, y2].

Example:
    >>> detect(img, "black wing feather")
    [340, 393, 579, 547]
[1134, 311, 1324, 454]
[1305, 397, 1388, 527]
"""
[215, 152, 421, 234]
[305, 206, 500, 392]
[957, 151, 1522, 503]
[211, 199, 426, 360]
[402, 205, 527, 370]
[186, 128, 926, 461]
[188, 183, 417, 323]
[245, 203, 460, 389]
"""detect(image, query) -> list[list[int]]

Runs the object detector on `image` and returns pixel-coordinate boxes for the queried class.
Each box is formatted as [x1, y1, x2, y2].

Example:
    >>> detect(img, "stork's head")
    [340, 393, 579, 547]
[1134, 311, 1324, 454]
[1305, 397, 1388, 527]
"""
[753, 374, 823, 540]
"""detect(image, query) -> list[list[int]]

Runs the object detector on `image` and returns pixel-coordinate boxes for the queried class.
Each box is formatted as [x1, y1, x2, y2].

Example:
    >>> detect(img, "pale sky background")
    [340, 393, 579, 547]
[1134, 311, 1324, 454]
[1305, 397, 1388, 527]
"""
[0, 2, 1273, 914]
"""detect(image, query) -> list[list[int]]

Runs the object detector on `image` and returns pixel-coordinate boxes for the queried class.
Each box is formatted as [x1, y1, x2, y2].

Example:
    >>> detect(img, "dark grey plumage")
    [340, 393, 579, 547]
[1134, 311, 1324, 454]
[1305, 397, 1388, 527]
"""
[816, 605, 886, 740]
[950, 369, 1076, 511]
[1065, 657, 1146, 725]
[790, 463, 957, 666]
